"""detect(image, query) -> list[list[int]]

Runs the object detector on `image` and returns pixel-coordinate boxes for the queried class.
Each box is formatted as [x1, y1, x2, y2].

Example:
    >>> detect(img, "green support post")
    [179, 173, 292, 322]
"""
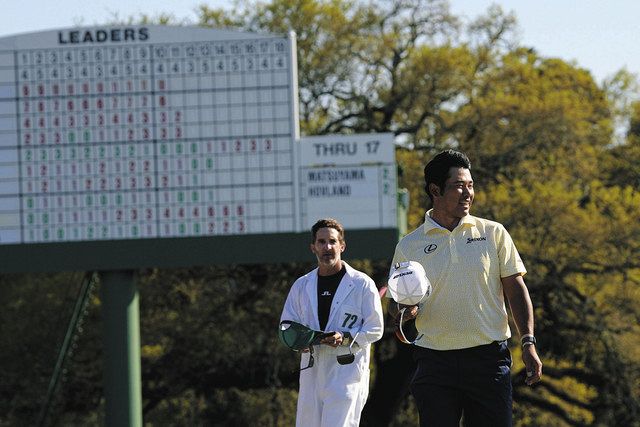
[397, 188, 409, 238]
[100, 270, 142, 427]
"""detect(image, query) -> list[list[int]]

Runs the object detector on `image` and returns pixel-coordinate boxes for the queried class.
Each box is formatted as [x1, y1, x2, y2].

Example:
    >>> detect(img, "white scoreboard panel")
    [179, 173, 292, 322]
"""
[299, 133, 396, 230]
[0, 26, 300, 246]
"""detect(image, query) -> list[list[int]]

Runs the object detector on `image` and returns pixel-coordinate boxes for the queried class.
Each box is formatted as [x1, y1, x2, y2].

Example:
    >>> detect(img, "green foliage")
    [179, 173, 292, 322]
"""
[477, 179, 640, 426]
[205, 388, 298, 426]
[396, 148, 431, 229]
[601, 100, 640, 188]
[0, 272, 102, 426]
[134, 264, 309, 422]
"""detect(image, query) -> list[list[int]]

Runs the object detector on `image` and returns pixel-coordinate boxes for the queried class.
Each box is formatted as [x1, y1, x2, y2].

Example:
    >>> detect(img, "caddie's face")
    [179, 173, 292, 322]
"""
[310, 227, 345, 273]
[433, 167, 474, 219]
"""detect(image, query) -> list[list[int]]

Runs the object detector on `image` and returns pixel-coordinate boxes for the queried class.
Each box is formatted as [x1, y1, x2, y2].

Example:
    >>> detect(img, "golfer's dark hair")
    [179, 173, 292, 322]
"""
[424, 150, 471, 202]
[311, 218, 345, 243]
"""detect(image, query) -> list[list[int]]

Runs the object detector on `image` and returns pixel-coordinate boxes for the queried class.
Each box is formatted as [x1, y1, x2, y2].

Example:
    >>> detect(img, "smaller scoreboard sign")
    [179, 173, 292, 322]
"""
[299, 133, 396, 229]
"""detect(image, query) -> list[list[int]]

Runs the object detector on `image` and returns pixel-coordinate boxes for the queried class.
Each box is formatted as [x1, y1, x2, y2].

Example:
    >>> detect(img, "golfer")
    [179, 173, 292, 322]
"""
[391, 150, 542, 426]
[280, 218, 384, 427]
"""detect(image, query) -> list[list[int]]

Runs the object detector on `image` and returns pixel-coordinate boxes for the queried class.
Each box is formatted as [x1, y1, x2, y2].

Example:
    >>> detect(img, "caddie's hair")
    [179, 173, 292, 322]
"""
[423, 150, 471, 203]
[311, 218, 345, 243]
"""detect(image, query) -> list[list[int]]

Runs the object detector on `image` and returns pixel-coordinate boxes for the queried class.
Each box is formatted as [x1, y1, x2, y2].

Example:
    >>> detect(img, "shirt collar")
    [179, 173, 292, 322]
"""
[423, 209, 475, 234]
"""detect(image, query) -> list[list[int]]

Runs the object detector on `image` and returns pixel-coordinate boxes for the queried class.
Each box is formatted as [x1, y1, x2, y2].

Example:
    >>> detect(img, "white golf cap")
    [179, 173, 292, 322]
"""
[387, 261, 432, 305]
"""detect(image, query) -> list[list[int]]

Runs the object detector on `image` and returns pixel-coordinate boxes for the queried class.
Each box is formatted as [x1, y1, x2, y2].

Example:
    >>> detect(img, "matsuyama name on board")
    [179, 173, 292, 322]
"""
[307, 169, 365, 182]
[58, 28, 150, 44]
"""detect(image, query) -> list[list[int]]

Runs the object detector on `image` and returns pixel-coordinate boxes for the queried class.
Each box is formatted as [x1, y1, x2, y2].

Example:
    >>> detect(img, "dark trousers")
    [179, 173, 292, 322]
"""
[410, 341, 512, 427]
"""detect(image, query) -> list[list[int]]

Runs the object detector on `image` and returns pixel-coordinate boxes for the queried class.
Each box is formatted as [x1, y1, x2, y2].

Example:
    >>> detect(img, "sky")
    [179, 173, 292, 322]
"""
[2, 0, 639, 84]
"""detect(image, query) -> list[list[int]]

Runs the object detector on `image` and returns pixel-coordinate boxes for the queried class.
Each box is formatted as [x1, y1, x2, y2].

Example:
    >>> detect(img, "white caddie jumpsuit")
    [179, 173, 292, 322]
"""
[280, 262, 384, 427]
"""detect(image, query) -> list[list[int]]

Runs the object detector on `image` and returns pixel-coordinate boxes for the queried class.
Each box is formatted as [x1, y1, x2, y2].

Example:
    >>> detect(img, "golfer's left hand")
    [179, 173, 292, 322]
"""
[523, 345, 542, 386]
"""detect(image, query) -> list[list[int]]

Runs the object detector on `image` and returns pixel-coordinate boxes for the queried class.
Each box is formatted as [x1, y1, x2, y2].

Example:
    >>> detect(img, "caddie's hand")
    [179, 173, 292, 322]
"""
[320, 331, 343, 348]
[522, 345, 542, 386]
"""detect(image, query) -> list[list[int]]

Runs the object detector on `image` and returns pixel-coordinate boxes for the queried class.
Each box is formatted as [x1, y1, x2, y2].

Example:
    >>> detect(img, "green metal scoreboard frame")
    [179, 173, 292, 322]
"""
[0, 25, 398, 273]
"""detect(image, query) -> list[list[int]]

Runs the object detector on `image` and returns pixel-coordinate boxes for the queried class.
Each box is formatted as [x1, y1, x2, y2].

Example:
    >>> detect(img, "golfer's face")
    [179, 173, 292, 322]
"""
[438, 167, 474, 219]
[311, 227, 345, 271]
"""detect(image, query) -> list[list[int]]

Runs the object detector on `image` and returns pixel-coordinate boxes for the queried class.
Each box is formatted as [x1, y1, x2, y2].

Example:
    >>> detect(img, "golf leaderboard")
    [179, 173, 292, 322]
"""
[0, 26, 299, 245]
[0, 25, 398, 271]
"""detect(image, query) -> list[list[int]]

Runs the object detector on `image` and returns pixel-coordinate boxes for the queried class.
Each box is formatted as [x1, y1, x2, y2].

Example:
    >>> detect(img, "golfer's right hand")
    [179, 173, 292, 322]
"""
[398, 304, 419, 321]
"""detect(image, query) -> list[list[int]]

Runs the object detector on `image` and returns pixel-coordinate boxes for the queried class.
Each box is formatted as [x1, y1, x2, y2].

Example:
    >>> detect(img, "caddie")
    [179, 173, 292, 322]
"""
[280, 218, 384, 427]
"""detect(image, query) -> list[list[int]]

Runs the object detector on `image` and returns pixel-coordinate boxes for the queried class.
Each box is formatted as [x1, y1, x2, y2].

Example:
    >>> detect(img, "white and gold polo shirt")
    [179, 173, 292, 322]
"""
[391, 210, 526, 351]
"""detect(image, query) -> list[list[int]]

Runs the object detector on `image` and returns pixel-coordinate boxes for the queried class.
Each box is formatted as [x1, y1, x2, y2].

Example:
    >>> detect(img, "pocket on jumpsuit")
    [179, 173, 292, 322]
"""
[332, 352, 367, 399]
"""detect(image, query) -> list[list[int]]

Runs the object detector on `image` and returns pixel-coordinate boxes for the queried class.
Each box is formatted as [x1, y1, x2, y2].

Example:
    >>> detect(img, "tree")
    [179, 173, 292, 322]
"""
[135, 264, 307, 426]
[0, 272, 102, 426]
[602, 100, 640, 189]
[477, 179, 640, 426]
